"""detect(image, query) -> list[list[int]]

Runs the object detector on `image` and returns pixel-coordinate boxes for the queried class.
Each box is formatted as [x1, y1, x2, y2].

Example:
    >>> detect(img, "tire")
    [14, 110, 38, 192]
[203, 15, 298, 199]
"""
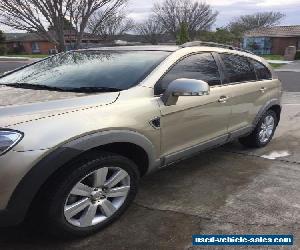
[37, 151, 139, 238]
[239, 110, 278, 148]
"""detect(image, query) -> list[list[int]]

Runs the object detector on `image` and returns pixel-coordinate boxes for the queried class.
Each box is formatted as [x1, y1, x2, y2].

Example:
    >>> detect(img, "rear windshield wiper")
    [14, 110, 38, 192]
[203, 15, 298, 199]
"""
[1, 83, 66, 92]
[65, 87, 122, 93]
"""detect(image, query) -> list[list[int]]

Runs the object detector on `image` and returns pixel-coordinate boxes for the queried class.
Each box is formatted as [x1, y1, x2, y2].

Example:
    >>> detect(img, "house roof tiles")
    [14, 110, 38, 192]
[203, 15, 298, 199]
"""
[245, 25, 300, 37]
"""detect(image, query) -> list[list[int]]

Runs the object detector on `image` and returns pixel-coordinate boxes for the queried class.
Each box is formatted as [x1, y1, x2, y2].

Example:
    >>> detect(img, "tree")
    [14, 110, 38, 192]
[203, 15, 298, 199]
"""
[176, 22, 190, 45]
[48, 18, 74, 31]
[69, 0, 127, 48]
[0, 0, 72, 51]
[228, 12, 285, 35]
[0, 0, 128, 51]
[136, 17, 165, 45]
[87, 10, 134, 41]
[0, 30, 6, 55]
[153, 0, 218, 39]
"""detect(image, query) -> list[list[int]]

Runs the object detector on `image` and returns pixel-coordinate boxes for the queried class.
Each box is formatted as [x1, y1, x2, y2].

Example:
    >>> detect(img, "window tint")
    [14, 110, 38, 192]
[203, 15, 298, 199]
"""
[155, 53, 221, 94]
[220, 54, 256, 83]
[251, 59, 272, 80]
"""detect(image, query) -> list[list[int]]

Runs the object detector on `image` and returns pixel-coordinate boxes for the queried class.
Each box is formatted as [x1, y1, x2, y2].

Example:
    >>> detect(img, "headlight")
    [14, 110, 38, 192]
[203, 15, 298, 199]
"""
[0, 130, 23, 156]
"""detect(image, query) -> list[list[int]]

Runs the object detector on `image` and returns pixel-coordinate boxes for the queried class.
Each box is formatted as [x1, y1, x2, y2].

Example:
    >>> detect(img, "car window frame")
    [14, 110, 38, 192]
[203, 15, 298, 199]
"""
[216, 52, 258, 85]
[154, 52, 225, 96]
[248, 58, 273, 81]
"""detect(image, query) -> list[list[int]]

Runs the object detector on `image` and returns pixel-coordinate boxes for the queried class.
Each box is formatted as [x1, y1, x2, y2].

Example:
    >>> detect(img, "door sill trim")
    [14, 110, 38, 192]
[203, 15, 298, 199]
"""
[161, 134, 229, 166]
[160, 126, 253, 168]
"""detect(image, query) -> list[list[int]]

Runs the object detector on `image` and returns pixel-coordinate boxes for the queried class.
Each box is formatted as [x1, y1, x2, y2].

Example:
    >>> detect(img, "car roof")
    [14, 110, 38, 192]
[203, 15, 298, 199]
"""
[84, 45, 255, 57]
[80, 45, 268, 68]
[85, 45, 180, 52]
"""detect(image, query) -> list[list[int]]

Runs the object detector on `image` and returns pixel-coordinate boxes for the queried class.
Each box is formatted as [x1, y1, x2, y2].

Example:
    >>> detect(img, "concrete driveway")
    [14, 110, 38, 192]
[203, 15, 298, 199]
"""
[0, 64, 299, 250]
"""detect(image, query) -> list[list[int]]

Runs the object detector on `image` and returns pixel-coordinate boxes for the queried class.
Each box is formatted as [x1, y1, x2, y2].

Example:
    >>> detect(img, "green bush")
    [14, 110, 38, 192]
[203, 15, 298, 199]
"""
[0, 45, 6, 55]
[6, 45, 25, 55]
[176, 22, 190, 45]
[295, 50, 300, 60]
[197, 28, 241, 45]
[0, 29, 5, 55]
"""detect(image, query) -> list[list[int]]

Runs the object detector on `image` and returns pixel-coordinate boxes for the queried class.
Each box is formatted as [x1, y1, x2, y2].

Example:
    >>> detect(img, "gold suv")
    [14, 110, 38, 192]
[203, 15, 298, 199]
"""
[0, 43, 282, 237]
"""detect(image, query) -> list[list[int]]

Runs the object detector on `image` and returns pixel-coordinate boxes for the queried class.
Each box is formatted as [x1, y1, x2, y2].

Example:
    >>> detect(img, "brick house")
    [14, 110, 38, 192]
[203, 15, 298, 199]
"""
[4, 31, 104, 54]
[5, 33, 56, 54]
[243, 25, 300, 55]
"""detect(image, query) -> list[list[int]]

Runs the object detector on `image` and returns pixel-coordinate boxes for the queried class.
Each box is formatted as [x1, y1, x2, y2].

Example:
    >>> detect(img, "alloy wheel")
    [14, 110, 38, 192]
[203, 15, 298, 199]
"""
[258, 115, 275, 143]
[64, 166, 130, 228]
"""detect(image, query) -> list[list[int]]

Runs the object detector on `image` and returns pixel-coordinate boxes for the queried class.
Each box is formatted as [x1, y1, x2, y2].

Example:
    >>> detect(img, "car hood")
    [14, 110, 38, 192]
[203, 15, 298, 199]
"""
[0, 86, 120, 128]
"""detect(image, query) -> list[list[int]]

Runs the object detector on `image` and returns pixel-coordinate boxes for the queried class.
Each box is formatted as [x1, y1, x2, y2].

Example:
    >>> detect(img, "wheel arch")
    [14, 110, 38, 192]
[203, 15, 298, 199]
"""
[253, 99, 282, 127]
[6, 130, 160, 225]
[268, 104, 281, 125]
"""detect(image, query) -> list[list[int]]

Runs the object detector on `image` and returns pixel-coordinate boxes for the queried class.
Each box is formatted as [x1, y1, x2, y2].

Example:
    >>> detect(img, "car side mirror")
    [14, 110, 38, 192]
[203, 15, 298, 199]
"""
[161, 78, 210, 106]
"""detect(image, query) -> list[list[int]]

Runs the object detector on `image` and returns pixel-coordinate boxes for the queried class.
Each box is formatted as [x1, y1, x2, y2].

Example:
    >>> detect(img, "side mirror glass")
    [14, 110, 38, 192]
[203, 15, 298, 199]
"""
[161, 78, 210, 106]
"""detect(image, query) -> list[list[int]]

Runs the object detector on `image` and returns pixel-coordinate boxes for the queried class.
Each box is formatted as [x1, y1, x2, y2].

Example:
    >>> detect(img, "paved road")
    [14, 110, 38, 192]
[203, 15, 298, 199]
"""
[0, 61, 30, 74]
[276, 61, 300, 92]
[277, 71, 300, 92]
[0, 60, 299, 92]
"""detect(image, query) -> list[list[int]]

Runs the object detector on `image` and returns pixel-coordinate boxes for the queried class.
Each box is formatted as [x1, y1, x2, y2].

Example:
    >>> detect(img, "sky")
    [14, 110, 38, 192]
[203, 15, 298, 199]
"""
[127, 0, 300, 28]
[1, 0, 300, 32]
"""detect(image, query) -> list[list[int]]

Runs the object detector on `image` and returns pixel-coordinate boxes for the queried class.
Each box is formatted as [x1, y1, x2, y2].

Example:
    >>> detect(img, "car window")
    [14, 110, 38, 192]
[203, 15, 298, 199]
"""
[0, 50, 171, 92]
[155, 53, 221, 95]
[250, 59, 272, 80]
[220, 54, 256, 83]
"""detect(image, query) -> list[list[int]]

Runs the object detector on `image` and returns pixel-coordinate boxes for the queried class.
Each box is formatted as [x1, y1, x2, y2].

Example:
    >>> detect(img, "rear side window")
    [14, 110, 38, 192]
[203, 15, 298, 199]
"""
[220, 54, 256, 83]
[251, 59, 272, 80]
[155, 53, 221, 94]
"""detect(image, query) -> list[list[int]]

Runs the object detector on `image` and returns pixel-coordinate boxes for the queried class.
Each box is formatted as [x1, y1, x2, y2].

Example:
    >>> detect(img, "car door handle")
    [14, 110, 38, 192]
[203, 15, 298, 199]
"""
[218, 96, 228, 103]
[260, 87, 267, 93]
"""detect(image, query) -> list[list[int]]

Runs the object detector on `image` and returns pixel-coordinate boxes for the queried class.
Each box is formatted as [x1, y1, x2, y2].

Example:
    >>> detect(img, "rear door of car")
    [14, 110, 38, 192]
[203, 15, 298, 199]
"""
[216, 53, 270, 135]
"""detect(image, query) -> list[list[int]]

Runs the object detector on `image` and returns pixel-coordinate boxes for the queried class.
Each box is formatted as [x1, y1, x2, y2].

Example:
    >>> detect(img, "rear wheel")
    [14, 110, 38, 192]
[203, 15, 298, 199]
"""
[39, 152, 139, 238]
[239, 110, 278, 148]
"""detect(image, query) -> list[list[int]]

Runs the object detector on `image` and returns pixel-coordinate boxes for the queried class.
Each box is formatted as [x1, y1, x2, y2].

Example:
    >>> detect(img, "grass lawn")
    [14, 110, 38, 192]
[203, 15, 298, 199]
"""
[4, 54, 48, 58]
[261, 55, 285, 69]
[261, 54, 284, 61]
[270, 63, 284, 69]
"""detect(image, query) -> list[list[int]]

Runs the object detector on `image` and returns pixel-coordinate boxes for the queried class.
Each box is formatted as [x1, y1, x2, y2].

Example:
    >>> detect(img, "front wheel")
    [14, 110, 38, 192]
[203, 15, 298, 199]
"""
[239, 110, 278, 148]
[40, 152, 139, 238]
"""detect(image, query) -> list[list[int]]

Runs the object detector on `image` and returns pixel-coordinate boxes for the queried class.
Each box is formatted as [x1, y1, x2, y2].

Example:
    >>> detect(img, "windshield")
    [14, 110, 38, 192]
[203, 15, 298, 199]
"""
[0, 50, 171, 92]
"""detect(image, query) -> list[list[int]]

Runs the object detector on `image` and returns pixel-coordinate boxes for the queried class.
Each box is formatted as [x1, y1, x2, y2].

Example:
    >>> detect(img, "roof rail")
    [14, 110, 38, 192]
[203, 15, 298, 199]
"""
[181, 41, 254, 55]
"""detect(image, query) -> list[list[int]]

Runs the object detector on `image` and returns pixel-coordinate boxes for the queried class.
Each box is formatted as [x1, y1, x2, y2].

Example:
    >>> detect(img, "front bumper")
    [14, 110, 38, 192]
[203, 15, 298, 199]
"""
[0, 149, 48, 226]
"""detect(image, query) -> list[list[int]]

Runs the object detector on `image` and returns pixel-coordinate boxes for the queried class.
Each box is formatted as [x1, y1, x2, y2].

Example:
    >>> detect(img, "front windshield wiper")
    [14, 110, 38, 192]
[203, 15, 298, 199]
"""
[1, 83, 66, 92]
[1, 83, 122, 93]
[65, 87, 122, 93]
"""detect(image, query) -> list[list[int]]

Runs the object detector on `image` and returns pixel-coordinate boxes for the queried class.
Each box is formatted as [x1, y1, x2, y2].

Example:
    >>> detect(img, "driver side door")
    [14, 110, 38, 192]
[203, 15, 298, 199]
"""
[156, 53, 232, 164]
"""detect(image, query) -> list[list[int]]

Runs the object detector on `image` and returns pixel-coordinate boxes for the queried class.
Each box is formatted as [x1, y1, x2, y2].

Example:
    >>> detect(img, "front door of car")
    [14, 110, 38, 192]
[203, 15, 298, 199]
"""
[155, 53, 232, 162]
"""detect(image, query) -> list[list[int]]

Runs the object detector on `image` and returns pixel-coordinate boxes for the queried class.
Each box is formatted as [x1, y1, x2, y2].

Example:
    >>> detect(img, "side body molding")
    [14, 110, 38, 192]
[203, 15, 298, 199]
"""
[6, 130, 158, 225]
